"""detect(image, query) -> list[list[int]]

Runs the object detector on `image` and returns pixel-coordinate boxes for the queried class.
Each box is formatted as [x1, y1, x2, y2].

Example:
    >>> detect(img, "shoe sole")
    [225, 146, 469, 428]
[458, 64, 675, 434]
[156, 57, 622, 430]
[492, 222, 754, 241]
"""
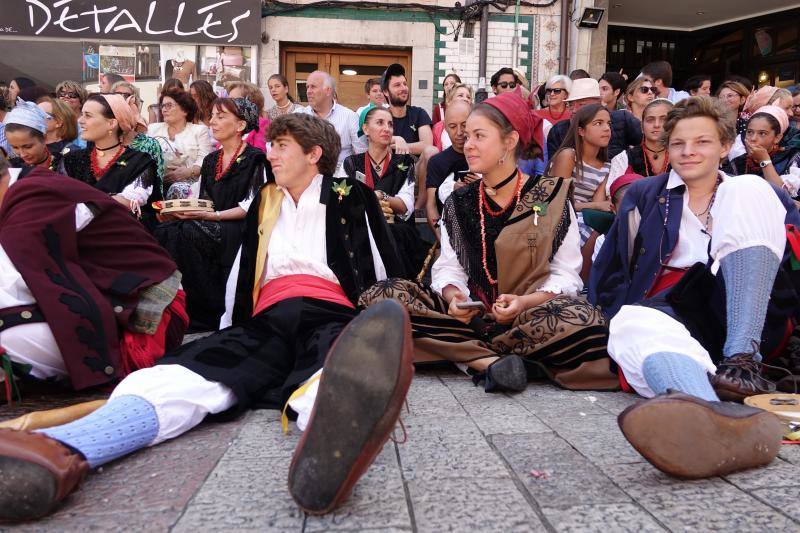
[619, 398, 782, 479]
[287, 300, 413, 514]
[0, 456, 59, 522]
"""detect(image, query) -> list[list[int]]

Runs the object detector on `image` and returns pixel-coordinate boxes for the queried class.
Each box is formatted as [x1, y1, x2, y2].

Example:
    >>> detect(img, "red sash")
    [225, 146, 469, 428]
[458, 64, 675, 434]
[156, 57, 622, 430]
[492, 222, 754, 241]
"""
[254, 274, 354, 315]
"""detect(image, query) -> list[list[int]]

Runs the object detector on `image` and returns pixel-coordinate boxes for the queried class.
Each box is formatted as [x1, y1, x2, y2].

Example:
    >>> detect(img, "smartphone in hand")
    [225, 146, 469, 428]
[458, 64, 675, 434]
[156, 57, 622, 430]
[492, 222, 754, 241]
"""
[455, 301, 486, 310]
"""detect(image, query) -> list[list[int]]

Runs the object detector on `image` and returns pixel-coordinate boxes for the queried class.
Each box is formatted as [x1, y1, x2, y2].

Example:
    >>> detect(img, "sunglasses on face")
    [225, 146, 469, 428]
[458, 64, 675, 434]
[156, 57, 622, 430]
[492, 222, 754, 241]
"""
[115, 91, 133, 97]
[639, 86, 659, 94]
[57, 92, 79, 99]
[545, 88, 565, 95]
[497, 82, 517, 89]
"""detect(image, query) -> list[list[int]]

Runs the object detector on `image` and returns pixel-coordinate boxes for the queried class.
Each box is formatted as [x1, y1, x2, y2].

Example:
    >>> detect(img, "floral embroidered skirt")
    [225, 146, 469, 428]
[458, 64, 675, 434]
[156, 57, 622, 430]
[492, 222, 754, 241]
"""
[359, 278, 618, 390]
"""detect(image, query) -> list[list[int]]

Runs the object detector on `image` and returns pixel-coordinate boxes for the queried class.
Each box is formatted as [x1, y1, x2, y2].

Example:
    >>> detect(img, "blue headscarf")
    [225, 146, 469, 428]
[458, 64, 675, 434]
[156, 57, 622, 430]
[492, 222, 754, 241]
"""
[3, 98, 50, 134]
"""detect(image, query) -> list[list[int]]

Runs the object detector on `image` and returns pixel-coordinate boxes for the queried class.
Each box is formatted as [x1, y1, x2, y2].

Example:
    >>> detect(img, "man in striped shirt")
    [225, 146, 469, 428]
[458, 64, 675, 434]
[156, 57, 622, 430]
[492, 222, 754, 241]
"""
[300, 71, 360, 176]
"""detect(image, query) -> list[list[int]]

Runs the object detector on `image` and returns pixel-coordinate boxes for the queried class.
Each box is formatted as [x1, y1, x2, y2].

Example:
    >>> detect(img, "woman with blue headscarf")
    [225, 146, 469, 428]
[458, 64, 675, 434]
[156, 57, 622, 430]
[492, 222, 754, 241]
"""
[3, 99, 66, 178]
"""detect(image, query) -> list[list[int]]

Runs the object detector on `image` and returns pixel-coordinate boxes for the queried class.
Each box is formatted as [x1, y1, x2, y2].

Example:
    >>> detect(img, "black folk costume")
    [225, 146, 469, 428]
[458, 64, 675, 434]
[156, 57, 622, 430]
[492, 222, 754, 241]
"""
[154, 145, 268, 330]
[361, 172, 617, 390]
[0, 169, 187, 396]
[63, 147, 162, 230]
[343, 151, 429, 278]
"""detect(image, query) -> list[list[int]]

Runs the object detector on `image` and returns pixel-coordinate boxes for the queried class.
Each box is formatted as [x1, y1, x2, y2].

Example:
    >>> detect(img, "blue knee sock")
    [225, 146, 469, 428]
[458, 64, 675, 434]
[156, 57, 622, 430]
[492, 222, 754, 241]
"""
[40, 395, 159, 468]
[720, 246, 779, 360]
[642, 352, 719, 402]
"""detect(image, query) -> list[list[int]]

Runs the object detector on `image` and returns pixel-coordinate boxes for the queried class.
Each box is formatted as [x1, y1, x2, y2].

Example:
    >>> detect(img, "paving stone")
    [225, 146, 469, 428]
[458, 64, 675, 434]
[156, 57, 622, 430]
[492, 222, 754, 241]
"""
[491, 433, 632, 507]
[723, 458, 800, 490]
[399, 415, 509, 482]
[303, 446, 412, 531]
[408, 477, 547, 532]
[512, 386, 611, 421]
[605, 463, 796, 531]
[778, 443, 800, 465]
[172, 411, 304, 532]
[545, 414, 644, 465]
[541, 503, 667, 532]
[750, 486, 800, 522]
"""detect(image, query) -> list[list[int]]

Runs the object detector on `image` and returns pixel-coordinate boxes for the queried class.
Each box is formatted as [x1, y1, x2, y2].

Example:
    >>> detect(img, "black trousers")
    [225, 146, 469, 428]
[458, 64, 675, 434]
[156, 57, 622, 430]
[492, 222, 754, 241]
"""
[160, 297, 356, 410]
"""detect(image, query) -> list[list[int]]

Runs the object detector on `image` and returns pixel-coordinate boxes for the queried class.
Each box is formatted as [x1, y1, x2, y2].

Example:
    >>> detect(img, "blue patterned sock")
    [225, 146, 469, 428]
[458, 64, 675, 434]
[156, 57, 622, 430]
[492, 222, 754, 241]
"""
[721, 246, 779, 360]
[642, 352, 719, 402]
[40, 395, 159, 468]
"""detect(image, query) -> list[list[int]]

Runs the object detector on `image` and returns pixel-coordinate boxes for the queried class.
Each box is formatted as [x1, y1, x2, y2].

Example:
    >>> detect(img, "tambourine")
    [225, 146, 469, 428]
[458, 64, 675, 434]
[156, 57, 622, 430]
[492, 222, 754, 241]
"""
[744, 394, 800, 423]
[152, 199, 215, 214]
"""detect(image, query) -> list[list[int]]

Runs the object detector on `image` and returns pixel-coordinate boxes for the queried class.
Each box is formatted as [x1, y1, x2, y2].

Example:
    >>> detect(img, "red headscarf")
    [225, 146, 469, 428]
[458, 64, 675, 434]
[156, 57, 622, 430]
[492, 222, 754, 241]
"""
[483, 91, 544, 154]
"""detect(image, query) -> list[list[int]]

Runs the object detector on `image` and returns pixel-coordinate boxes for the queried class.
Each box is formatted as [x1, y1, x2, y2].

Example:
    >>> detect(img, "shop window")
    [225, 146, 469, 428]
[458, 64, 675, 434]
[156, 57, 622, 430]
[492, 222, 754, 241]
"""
[83, 42, 99, 83]
[135, 44, 161, 80]
[196, 45, 252, 85]
[99, 44, 136, 81]
[296, 63, 318, 73]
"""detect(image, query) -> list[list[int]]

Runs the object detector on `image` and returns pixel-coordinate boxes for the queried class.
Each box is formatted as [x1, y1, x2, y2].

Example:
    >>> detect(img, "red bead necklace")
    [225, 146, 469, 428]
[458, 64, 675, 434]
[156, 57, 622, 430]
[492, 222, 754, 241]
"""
[90, 145, 125, 180]
[215, 141, 245, 181]
[479, 171, 524, 285]
[641, 141, 669, 176]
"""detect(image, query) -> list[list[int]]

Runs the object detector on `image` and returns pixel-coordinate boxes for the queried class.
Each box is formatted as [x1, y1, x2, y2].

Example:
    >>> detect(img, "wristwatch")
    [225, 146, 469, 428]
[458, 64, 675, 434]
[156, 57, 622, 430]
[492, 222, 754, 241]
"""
[759, 159, 773, 168]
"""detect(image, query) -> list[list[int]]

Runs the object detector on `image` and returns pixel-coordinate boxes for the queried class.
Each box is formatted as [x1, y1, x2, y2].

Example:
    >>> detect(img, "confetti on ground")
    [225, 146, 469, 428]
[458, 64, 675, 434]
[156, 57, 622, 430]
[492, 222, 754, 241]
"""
[529, 469, 550, 480]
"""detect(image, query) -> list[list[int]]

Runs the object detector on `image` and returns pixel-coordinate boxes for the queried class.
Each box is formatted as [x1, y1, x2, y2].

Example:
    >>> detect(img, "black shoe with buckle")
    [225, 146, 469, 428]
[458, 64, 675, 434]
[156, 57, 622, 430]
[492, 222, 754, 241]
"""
[710, 352, 776, 402]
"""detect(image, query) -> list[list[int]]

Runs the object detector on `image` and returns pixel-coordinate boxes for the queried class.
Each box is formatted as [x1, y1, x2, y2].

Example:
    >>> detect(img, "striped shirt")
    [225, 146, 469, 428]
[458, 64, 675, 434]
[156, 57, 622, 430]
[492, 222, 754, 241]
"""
[573, 161, 610, 245]
[299, 102, 359, 175]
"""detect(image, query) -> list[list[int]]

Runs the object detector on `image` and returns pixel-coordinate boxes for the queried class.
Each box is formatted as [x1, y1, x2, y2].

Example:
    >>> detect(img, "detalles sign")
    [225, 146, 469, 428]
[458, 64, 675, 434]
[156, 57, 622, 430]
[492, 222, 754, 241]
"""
[0, 0, 261, 44]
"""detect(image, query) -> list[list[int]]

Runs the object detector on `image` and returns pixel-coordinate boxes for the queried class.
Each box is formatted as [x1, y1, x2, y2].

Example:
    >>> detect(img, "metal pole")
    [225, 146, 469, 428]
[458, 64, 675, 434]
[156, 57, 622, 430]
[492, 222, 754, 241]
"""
[512, 0, 521, 68]
[476, 3, 490, 102]
[559, 0, 570, 73]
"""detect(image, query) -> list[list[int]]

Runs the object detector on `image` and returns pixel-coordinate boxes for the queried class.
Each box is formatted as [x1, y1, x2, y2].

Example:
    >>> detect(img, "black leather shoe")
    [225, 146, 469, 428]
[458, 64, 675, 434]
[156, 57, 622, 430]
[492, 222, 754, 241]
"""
[710, 353, 776, 402]
[481, 354, 527, 393]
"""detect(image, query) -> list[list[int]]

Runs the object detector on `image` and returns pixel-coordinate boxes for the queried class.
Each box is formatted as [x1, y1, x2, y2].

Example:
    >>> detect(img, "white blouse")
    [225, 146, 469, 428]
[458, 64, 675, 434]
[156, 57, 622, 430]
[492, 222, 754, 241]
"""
[431, 203, 584, 299]
[147, 122, 213, 169]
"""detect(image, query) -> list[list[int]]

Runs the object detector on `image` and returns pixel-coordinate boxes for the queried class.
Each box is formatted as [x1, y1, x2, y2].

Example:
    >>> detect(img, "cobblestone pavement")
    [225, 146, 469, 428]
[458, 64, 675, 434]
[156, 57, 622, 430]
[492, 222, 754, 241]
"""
[2, 366, 800, 532]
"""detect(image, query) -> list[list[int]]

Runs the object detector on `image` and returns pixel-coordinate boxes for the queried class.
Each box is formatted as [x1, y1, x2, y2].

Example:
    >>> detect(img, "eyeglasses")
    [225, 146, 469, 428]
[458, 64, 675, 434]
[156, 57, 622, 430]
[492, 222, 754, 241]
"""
[496, 82, 517, 89]
[160, 102, 175, 110]
[115, 91, 134, 98]
[545, 88, 565, 95]
[792, 104, 800, 110]
[638, 86, 659, 94]
[57, 91, 79, 99]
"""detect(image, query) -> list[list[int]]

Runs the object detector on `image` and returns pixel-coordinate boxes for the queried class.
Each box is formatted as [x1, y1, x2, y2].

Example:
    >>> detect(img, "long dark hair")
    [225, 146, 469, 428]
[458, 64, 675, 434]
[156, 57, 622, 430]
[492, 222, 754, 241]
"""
[547, 103, 610, 183]
[268, 73, 295, 103]
[440, 73, 462, 104]
[190, 80, 216, 123]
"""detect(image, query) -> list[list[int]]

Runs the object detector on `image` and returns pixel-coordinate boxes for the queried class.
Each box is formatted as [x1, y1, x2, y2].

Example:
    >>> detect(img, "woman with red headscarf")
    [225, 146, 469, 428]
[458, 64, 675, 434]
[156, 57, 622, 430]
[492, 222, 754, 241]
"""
[360, 92, 615, 394]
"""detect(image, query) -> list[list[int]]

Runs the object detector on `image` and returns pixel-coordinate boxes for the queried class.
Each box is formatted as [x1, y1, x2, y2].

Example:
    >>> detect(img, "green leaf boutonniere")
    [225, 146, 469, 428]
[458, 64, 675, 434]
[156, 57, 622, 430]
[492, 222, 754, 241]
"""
[332, 179, 352, 202]
[532, 202, 548, 226]
[397, 162, 409, 172]
[235, 155, 245, 164]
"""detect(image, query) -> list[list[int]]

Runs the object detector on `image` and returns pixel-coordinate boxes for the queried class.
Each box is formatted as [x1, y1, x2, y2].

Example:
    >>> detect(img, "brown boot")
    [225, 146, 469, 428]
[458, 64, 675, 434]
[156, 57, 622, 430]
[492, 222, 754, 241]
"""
[710, 353, 777, 402]
[288, 299, 414, 514]
[618, 391, 782, 479]
[0, 429, 89, 522]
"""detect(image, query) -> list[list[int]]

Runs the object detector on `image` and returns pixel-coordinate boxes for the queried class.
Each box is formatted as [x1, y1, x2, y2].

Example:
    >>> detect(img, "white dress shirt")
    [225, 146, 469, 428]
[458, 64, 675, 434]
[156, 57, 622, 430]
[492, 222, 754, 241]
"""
[431, 203, 584, 298]
[220, 175, 387, 327]
[300, 103, 360, 173]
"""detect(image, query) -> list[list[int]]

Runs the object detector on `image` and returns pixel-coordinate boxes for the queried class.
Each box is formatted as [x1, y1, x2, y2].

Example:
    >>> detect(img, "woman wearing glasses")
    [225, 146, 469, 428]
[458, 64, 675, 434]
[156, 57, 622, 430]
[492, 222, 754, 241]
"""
[624, 77, 657, 121]
[534, 75, 572, 125]
[716, 81, 750, 135]
[147, 89, 212, 199]
[55, 80, 88, 149]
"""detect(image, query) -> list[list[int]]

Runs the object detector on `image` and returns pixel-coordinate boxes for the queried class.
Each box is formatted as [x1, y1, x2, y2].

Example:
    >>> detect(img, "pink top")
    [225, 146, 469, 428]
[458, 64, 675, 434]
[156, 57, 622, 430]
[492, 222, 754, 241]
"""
[245, 116, 270, 153]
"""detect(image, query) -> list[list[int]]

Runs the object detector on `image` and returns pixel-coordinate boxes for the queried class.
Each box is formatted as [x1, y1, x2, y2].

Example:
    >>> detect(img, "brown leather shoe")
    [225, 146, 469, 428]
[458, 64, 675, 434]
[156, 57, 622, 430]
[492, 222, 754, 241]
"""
[618, 391, 782, 479]
[287, 299, 414, 515]
[0, 429, 89, 522]
[711, 353, 777, 402]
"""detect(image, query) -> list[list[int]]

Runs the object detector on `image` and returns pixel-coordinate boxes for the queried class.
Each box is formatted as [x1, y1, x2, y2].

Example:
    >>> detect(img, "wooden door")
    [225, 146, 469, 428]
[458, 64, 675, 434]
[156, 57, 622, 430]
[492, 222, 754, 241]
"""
[282, 46, 411, 111]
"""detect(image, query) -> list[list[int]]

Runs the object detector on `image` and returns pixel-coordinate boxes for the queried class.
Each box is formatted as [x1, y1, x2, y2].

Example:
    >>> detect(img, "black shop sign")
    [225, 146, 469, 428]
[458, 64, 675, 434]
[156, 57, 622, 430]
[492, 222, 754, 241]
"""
[0, 0, 261, 44]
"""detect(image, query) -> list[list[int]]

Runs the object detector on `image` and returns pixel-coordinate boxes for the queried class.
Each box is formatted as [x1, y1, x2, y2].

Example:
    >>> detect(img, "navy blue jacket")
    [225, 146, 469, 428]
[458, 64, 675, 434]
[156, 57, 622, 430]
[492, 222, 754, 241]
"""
[589, 172, 800, 320]
[547, 109, 642, 160]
